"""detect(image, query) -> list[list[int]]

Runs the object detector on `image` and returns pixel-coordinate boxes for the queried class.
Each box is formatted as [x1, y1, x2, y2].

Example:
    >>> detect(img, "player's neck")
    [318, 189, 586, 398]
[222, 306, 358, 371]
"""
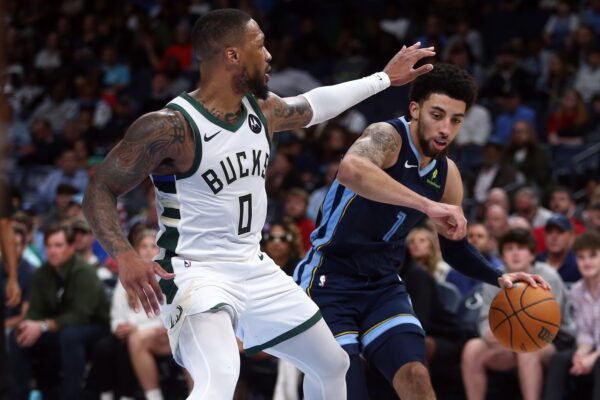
[190, 84, 244, 123]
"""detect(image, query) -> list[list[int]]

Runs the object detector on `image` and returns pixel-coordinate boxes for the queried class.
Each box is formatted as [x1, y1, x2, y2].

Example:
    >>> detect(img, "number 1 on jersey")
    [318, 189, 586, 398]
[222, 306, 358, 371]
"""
[238, 194, 252, 235]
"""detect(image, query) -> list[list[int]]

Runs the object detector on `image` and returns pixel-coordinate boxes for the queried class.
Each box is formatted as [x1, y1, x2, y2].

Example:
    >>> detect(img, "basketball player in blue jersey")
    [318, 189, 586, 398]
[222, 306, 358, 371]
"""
[83, 8, 442, 400]
[294, 63, 551, 400]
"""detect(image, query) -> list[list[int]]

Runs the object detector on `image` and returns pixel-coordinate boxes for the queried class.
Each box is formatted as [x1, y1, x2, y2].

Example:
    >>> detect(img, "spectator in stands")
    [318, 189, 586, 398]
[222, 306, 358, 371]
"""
[485, 187, 511, 214]
[11, 211, 43, 268]
[492, 90, 537, 145]
[28, 82, 78, 133]
[262, 220, 304, 276]
[574, 46, 600, 103]
[549, 186, 585, 223]
[485, 204, 510, 254]
[468, 137, 520, 207]
[546, 88, 588, 146]
[544, 231, 600, 400]
[504, 120, 551, 188]
[513, 186, 553, 229]
[72, 217, 114, 289]
[447, 223, 503, 296]
[483, 45, 535, 102]
[406, 227, 450, 283]
[34, 32, 63, 73]
[536, 52, 575, 109]
[461, 228, 575, 400]
[40, 183, 79, 228]
[159, 22, 193, 72]
[283, 188, 315, 252]
[582, 0, 600, 36]
[307, 160, 339, 222]
[402, 226, 465, 394]
[19, 118, 67, 166]
[8, 223, 109, 400]
[2, 227, 35, 333]
[584, 203, 600, 233]
[101, 44, 131, 91]
[37, 149, 89, 211]
[536, 214, 581, 283]
[542, 1, 580, 51]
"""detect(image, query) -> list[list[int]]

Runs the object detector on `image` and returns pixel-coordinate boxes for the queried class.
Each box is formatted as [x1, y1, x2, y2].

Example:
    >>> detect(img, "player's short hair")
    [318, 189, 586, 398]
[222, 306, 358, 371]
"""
[498, 228, 537, 255]
[409, 63, 477, 109]
[573, 231, 600, 254]
[192, 8, 252, 62]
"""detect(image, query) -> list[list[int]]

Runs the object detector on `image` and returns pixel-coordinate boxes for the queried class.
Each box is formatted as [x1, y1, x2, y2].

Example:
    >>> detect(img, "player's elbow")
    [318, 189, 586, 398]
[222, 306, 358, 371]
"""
[338, 155, 366, 187]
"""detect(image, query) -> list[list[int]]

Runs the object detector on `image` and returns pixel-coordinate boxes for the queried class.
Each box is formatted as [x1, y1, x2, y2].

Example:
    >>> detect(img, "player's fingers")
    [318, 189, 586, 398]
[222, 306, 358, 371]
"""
[412, 64, 434, 77]
[498, 276, 513, 288]
[521, 272, 538, 288]
[124, 286, 140, 313]
[532, 274, 551, 290]
[408, 41, 422, 49]
[134, 285, 154, 318]
[143, 282, 161, 316]
[153, 263, 175, 279]
[148, 276, 166, 307]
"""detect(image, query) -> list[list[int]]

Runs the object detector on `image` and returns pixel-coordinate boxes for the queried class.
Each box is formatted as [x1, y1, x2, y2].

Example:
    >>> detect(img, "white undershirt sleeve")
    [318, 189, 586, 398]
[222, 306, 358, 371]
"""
[301, 72, 391, 127]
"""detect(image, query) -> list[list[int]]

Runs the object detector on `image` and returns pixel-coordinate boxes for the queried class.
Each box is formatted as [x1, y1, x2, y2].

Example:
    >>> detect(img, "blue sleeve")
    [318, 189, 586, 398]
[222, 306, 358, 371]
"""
[438, 235, 502, 287]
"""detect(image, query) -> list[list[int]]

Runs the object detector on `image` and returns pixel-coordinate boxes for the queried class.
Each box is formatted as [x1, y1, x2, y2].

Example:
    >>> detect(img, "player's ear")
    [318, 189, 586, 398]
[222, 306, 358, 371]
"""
[224, 47, 240, 64]
[409, 101, 420, 121]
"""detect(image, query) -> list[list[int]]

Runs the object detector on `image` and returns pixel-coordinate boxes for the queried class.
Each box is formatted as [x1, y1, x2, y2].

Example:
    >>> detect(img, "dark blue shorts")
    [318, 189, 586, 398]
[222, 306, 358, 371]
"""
[303, 268, 425, 360]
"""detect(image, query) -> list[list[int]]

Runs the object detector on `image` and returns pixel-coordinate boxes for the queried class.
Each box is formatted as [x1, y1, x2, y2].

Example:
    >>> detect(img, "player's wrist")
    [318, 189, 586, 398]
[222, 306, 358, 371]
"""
[368, 72, 391, 91]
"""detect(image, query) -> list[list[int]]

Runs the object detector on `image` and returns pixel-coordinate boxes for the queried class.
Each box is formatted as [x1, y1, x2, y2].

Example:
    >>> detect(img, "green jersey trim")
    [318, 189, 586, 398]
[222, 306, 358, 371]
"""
[245, 94, 271, 148]
[165, 103, 202, 180]
[180, 92, 248, 132]
[244, 311, 322, 356]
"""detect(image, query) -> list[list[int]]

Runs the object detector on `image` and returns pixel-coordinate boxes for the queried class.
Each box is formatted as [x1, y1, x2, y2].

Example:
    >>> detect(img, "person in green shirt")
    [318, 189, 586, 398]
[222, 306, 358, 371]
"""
[8, 222, 109, 400]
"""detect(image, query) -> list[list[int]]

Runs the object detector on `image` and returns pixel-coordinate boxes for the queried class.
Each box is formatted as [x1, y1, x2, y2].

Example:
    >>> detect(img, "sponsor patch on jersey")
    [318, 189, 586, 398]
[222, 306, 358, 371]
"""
[248, 114, 262, 133]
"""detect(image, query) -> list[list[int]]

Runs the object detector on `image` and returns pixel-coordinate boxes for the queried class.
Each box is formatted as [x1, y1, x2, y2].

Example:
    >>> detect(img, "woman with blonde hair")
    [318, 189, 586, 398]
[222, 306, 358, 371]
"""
[406, 226, 449, 282]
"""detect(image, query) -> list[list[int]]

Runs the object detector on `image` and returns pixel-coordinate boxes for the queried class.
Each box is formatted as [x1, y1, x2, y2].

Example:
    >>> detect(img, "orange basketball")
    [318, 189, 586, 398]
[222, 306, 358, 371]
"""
[489, 283, 561, 353]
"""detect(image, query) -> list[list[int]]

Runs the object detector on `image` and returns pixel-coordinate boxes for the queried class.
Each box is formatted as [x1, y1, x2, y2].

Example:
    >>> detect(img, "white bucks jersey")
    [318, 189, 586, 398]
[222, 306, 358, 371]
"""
[152, 93, 270, 300]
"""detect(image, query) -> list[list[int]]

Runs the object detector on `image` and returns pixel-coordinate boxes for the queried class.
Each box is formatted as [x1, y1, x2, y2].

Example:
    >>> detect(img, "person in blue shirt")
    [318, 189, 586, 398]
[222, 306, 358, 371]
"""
[295, 63, 550, 400]
[536, 213, 581, 283]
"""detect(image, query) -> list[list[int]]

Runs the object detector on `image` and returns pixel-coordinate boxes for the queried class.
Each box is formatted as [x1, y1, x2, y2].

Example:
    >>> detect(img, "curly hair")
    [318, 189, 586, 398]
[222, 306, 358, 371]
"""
[409, 63, 477, 110]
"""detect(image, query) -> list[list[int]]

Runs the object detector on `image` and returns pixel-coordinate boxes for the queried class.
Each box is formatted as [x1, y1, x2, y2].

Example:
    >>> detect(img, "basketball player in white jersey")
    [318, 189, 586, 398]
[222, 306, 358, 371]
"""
[83, 8, 448, 399]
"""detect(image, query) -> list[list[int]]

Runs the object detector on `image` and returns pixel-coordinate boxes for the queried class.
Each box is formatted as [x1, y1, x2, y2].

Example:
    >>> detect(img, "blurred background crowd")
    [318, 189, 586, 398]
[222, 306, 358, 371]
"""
[1, 0, 600, 399]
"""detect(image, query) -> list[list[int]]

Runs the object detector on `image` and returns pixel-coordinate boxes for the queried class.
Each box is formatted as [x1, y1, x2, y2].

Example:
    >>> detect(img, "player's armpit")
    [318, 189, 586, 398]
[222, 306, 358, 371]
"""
[344, 122, 402, 169]
[260, 92, 313, 134]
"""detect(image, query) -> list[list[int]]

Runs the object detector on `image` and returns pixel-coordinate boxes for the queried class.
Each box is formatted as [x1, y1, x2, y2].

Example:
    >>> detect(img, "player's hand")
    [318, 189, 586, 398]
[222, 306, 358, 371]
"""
[5, 276, 21, 308]
[425, 201, 467, 240]
[117, 251, 175, 318]
[497, 272, 551, 290]
[383, 42, 435, 86]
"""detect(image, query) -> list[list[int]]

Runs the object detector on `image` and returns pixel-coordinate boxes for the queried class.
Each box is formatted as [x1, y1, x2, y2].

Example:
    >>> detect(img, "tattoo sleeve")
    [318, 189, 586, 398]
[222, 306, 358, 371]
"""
[345, 123, 401, 168]
[83, 110, 187, 257]
[262, 93, 314, 133]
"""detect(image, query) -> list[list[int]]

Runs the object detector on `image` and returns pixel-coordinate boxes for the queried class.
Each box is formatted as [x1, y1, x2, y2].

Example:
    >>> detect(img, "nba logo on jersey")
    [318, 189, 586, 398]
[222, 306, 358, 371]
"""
[319, 275, 327, 287]
[184, 260, 191, 268]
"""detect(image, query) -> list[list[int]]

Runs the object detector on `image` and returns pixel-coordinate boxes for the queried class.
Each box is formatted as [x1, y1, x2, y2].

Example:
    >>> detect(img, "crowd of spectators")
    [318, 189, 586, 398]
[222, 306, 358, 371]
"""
[2, 0, 600, 399]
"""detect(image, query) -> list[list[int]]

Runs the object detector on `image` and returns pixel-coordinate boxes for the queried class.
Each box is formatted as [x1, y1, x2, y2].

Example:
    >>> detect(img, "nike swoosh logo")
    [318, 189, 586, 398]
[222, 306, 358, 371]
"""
[258, 253, 264, 260]
[203, 130, 222, 142]
[404, 161, 418, 168]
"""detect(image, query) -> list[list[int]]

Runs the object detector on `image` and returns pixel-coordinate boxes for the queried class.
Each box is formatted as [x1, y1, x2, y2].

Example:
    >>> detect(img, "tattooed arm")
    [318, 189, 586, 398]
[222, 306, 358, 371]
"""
[337, 122, 465, 234]
[260, 93, 313, 135]
[83, 109, 188, 316]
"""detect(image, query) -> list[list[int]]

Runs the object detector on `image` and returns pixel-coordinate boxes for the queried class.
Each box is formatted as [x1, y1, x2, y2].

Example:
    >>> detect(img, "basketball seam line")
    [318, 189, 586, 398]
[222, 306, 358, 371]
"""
[491, 297, 557, 330]
[505, 286, 542, 351]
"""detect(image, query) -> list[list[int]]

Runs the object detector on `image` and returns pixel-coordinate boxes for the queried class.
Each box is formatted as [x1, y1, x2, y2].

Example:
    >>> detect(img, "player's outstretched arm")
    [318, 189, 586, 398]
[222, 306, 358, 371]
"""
[260, 42, 435, 134]
[83, 110, 186, 317]
[436, 161, 550, 289]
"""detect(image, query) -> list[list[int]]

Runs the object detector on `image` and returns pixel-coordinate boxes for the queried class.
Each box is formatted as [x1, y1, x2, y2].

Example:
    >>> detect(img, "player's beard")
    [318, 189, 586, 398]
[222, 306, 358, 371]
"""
[416, 120, 448, 159]
[235, 67, 269, 100]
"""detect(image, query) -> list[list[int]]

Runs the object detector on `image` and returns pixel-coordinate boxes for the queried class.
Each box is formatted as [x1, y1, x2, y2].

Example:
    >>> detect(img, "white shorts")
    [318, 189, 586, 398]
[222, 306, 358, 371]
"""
[160, 251, 321, 365]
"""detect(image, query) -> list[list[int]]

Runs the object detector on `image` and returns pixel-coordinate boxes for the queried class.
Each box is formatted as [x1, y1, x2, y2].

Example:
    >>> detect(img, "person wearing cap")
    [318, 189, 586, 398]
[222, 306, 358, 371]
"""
[536, 214, 582, 283]
[467, 136, 520, 207]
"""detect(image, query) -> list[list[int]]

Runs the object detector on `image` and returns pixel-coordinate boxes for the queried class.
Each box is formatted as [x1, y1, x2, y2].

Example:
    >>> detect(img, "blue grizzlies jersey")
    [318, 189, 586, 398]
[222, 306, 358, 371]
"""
[296, 116, 448, 281]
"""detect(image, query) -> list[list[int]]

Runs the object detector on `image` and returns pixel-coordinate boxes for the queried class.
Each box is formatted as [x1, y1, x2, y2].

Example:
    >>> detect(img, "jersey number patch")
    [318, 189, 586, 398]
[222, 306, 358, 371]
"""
[238, 194, 253, 235]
